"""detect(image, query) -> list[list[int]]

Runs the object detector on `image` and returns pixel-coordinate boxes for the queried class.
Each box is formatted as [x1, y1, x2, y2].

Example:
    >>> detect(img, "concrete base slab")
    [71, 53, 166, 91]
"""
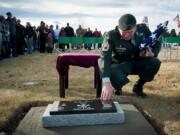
[14, 104, 158, 135]
[42, 101, 124, 127]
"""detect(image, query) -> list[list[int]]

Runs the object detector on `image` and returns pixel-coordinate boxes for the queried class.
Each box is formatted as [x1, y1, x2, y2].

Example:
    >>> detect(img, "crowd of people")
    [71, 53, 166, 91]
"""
[54, 23, 103, 51]
[0, 12, 37, 60]
[0, 12, 103, 60]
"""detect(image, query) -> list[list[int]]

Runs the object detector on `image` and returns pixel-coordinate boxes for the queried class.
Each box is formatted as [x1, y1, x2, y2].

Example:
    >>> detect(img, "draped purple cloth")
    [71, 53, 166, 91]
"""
[56, 52, 100, 76]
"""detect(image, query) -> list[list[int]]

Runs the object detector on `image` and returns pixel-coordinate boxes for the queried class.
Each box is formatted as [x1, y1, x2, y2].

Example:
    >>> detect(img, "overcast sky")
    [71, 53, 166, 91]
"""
[0, 0, 179, 33]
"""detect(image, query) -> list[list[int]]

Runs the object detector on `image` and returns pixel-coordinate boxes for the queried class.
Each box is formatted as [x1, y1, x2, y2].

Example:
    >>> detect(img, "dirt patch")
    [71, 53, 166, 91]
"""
[0, 101, 50, 135]
[134, 103, 167, 135]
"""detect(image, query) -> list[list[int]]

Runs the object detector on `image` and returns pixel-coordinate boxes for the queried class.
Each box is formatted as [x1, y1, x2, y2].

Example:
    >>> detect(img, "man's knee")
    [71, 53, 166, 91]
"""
[110, 76, 129, 89]
[149, 57, 161, 72]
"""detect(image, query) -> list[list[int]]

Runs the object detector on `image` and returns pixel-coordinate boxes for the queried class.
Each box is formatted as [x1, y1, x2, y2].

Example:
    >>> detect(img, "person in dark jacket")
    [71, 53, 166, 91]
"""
[99, 14, 161, 100]
[1, 16, 10, 58]
[64, 23, 74, 37]
[59, 27, 66, 51]
[25, 22, 34, 54]
[83, 27, 93, 50]
[64, 23, 75, 49]
[16, 19, 25, 55]
[6, 12, 17, 56]
[37, 21, 47, 53]
[93, 28, 102, 49]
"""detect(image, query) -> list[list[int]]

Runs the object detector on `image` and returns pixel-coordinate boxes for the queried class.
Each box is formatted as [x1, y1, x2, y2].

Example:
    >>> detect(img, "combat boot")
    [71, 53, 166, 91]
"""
[132, 83, 147, 98]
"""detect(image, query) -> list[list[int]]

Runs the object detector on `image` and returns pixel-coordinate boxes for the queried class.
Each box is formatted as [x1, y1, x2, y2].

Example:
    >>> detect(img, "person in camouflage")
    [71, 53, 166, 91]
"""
[98, 14, 161, 100]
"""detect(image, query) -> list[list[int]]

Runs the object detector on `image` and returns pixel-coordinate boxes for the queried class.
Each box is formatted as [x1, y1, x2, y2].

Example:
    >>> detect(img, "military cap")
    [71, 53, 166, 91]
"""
[118, 14, 136, 30]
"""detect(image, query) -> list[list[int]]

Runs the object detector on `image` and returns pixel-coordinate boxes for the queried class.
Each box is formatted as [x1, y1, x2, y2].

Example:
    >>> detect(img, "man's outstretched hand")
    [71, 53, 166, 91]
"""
[100, 82, 114, 101]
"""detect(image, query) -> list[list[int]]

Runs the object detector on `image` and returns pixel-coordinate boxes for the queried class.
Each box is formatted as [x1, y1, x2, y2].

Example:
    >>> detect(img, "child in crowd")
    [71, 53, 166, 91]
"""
[46, 32, 53, 53]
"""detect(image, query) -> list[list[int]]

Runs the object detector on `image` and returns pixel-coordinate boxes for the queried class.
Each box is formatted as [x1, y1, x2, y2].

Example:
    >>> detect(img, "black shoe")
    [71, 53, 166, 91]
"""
[136, 91, 147, 98]
[132, 84, 147, 98]
[115, 89, 122, 96]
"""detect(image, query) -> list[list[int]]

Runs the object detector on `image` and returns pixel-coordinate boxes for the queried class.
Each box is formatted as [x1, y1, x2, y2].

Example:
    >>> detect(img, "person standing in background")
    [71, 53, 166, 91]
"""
[25, 22, 34, 54]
